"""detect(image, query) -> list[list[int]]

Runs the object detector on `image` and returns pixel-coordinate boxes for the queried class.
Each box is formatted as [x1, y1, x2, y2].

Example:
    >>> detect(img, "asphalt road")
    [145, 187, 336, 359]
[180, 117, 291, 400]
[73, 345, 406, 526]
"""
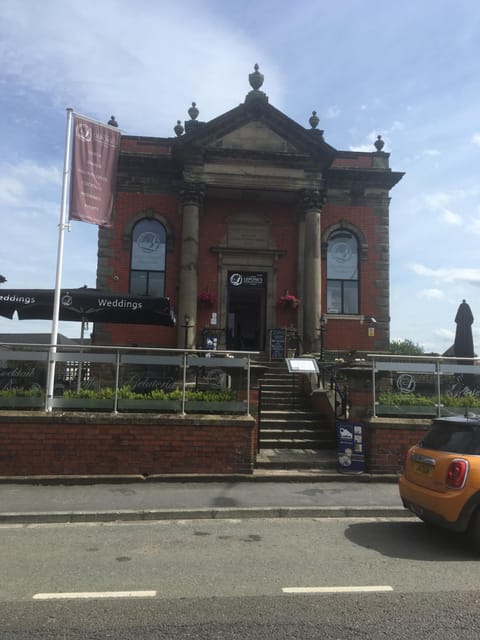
[1, 516, 480, 638]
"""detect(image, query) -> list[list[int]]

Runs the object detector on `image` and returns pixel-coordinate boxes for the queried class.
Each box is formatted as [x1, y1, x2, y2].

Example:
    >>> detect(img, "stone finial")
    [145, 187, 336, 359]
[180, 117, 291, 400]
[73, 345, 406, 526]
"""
[309, 111, 320, 129]
[108, 115, 118, 127]
[374, 134, 385, 152]
[249, 63, 264, 91]
[188, 102, 199, 121]
[174, 120, 184, 136]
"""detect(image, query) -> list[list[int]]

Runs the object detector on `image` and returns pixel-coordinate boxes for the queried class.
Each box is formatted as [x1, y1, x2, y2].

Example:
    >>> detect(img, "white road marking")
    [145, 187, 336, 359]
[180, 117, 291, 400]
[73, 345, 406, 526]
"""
[282, 585, 393, 594]
[33, 590, 157, 600]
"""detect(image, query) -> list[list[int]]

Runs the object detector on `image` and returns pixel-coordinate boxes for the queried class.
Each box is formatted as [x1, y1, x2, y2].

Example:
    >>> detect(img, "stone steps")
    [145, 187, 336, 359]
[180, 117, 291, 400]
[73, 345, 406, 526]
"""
[258, 362, 336, 466]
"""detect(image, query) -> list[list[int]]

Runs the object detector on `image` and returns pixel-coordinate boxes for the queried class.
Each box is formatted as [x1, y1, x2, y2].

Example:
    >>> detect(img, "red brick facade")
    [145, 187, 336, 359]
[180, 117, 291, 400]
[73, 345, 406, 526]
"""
[365, 419, 429, 474]
[92, 68, 403, 357]
[0, 414, 257, 476]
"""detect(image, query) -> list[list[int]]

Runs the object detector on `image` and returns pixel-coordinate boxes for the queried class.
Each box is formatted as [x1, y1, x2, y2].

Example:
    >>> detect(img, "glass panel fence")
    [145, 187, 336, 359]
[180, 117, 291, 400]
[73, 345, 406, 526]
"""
[0, 343, 255, 415]
[372, 356, 480, 418]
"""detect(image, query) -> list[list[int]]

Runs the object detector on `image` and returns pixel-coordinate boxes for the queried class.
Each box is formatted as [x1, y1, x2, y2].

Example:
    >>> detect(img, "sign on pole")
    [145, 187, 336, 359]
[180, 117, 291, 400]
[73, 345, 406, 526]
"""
[69, 114, 121, 227]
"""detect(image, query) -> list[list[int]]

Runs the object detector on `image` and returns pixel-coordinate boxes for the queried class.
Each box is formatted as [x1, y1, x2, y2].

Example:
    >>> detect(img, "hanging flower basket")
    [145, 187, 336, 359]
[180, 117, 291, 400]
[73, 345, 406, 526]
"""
[198, 291, 217, 307]
[278, 293, 300, 309]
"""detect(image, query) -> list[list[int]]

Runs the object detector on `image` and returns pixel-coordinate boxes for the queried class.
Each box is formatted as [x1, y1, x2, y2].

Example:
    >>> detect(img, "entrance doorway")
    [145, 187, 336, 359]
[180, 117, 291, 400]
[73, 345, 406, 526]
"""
[226, 272, 266, 351]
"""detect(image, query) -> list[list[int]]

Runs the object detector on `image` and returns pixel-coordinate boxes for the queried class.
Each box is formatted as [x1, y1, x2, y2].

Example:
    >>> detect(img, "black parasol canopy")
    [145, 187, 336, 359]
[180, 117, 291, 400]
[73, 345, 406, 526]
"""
[0, 288, 176, 326]
[454, 299, 474, 359]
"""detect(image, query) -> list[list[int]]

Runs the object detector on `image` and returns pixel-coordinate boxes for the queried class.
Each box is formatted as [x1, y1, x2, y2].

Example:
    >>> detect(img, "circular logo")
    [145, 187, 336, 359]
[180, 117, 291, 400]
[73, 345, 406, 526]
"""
[61, 294, 73, 307]
[230, 273, 243, 286]
[396, 374, 416, 394]
[76, 123, 92, 142]
[138, 232, 161, 252]
[332, 242, 352, 263]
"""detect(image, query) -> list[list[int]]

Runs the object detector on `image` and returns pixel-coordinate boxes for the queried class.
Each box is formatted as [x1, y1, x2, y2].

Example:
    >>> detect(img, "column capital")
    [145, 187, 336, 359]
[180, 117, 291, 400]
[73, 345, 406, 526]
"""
[180, 182, 205, 207]
[299, 188, 327, 213]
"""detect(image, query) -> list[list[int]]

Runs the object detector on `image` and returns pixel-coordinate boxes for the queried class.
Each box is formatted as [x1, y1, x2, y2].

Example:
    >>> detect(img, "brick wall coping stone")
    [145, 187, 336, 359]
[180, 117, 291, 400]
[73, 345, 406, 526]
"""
[366, 417, 431, 430]
[0, 412, 255, 428]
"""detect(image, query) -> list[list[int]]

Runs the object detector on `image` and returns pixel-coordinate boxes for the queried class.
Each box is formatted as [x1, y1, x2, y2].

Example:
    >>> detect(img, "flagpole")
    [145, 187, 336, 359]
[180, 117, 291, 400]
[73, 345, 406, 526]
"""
[45, 107, 74, 412]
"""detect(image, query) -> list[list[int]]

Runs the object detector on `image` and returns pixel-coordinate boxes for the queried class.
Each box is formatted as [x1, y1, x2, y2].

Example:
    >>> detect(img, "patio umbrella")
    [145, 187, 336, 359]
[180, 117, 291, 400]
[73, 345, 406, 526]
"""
[0, 288, 176, 326]
[453, 299, 475, 389]
[454, 299, 474, 359]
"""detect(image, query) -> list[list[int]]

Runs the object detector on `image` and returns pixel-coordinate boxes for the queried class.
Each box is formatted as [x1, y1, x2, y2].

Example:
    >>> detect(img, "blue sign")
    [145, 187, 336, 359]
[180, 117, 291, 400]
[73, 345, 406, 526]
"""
[336, 421, 365, 474]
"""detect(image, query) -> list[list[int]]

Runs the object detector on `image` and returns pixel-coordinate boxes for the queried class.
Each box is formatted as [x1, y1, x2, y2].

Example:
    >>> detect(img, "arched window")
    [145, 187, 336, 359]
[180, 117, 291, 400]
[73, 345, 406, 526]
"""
[326, 229, 359, 314]
[130, 219, 166, 296]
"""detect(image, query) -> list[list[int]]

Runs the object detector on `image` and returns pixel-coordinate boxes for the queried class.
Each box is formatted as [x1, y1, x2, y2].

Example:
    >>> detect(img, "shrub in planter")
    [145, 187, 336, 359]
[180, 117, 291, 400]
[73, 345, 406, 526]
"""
[0, 388, 44, 409]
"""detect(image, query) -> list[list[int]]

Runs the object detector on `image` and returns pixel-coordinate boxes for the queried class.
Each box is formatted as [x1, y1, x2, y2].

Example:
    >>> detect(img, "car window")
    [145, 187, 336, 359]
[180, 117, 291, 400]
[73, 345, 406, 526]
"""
[421, 423, 480, 454]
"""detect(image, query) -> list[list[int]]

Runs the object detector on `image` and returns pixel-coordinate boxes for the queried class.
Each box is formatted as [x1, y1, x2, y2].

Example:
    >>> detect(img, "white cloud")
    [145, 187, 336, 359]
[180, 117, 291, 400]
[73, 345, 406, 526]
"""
[325, 106, 341, 119]
[469, 218, 480, 235]
[0, 175, 26, 205]
[472, 133, 480, 147]
[433, 327, 454, 341]
[411, 264, 480, 285]
[0, 161, 60, 208]
[442, 208, 462, 225]
[0, 1, 285, 135]
[349, 143, 372, 152]
[418, 288, 444, 300]
[349, 121, 404, 154]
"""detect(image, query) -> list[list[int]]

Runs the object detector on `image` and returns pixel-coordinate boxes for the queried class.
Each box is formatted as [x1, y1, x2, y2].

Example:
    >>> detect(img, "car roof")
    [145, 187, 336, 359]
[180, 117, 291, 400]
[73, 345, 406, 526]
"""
[432, 416, 480, 427]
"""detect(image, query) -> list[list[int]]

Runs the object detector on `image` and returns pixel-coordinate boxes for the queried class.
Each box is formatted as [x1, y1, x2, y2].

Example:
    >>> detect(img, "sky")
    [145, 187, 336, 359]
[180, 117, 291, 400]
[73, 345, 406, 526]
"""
[0, 0, 479, 354]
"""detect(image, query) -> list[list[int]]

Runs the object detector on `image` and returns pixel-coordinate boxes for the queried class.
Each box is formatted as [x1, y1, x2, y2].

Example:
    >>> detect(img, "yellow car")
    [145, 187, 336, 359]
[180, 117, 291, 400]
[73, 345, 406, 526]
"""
[399, 416, 480, 552]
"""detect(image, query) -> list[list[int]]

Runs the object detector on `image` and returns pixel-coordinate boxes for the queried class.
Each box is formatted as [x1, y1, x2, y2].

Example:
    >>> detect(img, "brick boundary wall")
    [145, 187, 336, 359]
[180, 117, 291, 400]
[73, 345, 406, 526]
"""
[365, 418, 430, 474]
[0, 413, 257, 476]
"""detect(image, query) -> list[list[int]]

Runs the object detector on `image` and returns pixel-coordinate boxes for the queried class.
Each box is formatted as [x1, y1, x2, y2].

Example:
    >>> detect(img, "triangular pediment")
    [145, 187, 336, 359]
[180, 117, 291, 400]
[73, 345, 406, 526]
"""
[174, 98, 337, 171]
[210, 121, 300, 153]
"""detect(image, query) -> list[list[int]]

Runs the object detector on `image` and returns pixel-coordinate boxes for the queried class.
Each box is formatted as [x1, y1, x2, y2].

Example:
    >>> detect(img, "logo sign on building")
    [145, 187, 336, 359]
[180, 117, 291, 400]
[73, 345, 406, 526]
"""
[228, 272, 266, 288]
[69, 114, 121, 228]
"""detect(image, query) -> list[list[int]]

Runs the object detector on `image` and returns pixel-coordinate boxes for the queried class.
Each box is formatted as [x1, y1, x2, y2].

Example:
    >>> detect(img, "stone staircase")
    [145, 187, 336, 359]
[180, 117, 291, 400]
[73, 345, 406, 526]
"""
[256, 361, 336, 471]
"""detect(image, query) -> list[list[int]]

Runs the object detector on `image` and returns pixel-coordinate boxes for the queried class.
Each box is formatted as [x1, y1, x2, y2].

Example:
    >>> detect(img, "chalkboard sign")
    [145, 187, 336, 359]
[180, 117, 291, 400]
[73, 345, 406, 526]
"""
[270, 328, 286, 359]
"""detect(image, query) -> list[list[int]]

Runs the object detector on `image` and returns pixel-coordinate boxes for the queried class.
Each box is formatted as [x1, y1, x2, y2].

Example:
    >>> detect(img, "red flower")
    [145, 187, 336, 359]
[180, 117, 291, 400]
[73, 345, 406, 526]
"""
[198, 291, 217, 306]
[279, 294, 300, 309]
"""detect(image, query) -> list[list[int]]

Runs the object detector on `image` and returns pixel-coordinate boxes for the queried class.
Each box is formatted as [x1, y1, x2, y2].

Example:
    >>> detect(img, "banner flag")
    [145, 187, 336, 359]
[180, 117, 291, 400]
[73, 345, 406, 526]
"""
[69, 114, 121, 227]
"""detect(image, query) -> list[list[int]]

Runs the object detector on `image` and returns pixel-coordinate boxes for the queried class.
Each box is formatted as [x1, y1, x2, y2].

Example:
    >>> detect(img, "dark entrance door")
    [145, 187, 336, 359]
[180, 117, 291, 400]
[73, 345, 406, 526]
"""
[226, 272, 266, 351]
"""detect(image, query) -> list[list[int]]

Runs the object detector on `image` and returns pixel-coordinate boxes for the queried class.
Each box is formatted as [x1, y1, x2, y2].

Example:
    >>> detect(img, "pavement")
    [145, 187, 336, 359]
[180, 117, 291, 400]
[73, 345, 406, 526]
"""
[0, 471, 411, 525]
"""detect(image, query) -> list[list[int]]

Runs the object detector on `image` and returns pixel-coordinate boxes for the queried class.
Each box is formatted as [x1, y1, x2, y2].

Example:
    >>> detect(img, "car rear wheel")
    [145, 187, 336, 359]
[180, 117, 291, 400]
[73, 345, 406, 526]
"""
[467, 508, 480, 554]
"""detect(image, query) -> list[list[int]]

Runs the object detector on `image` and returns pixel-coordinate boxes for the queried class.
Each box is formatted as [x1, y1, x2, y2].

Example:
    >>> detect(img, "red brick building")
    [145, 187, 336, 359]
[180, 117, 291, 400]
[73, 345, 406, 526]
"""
[94, 66, 403, 356]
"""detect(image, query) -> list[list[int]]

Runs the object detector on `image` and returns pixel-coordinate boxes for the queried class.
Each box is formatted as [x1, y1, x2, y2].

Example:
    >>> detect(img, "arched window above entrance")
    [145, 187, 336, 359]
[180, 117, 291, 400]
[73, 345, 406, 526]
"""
[129, 219, 166, 296]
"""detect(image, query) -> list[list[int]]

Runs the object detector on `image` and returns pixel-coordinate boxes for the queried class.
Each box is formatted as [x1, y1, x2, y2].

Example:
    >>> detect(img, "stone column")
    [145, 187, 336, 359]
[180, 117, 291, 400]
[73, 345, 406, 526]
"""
[177, 183, 204, 348]
[301, 189, 325, 353]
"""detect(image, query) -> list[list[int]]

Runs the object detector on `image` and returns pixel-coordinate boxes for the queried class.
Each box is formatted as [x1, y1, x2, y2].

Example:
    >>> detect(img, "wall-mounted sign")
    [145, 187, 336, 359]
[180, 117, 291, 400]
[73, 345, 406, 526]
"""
[228, 271, 266, 288]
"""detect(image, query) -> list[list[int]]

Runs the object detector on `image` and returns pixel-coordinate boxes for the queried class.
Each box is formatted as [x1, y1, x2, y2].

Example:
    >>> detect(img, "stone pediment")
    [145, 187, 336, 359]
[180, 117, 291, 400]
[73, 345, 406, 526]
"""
[210, 121, 299, 154]
[174, 97, 337, 171]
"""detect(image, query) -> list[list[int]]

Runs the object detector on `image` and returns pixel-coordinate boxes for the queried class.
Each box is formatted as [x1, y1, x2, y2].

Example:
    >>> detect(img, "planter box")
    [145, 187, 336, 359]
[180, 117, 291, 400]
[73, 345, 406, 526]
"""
[117, 399, 182, 413]
[51, 398, 114, 412]
[375, 404, 436, 417]
[185, 401, 246, 414]
[0, 396, 44, 410]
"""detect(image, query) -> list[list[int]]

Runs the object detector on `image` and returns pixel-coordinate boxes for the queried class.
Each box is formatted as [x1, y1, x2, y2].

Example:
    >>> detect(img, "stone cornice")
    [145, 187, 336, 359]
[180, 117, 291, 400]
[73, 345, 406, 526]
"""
[325, 167, 404, 191]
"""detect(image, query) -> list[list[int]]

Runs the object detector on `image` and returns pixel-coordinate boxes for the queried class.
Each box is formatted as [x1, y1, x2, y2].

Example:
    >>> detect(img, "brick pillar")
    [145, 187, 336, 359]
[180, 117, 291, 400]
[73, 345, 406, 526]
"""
[177, 183, 204, 348]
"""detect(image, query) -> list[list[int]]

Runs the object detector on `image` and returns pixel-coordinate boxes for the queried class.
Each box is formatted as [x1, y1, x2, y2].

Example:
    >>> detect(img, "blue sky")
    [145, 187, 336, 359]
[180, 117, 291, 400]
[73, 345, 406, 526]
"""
[1, 0, 479, 353]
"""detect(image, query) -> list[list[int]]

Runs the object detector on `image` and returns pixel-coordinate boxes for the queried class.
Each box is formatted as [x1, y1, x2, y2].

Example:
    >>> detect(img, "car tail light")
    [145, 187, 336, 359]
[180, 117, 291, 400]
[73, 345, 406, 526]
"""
[446, 459, 469, 488]
[404, 447, 413, 471]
